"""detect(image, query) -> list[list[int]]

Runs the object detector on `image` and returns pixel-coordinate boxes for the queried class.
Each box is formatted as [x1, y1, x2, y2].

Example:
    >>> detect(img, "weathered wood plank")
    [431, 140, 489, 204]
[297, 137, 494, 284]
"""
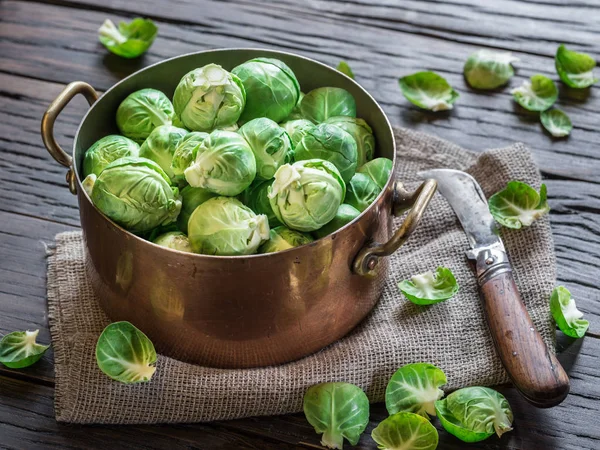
[1, 1, 600, 181]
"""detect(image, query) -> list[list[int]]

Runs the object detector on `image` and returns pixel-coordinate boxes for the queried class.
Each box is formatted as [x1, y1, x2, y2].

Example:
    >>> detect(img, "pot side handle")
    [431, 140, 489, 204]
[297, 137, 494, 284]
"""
[41, 82, 99, 195]
[353, 179, 437, 276]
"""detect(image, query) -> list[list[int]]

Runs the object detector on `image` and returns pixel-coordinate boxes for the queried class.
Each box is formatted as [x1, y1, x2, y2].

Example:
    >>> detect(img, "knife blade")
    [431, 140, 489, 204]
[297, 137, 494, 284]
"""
[418, 168, 569, 408]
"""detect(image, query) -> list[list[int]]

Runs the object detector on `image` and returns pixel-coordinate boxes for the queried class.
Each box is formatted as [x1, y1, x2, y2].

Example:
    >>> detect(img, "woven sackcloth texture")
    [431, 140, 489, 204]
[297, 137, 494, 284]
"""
[47, 128, 556, 424]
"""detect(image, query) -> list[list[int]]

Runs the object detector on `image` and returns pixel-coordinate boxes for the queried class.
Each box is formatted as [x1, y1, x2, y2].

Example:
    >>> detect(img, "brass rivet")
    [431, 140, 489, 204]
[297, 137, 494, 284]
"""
[367, 258, 378, 270]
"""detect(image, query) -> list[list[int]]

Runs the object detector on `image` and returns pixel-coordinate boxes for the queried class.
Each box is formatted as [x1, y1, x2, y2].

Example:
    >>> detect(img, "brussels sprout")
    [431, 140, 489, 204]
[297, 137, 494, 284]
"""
[488, 181, 549, 229]
[188, 197, 269, 255]
[344, 172, 381, 212]
[511, 75, 557, 111]
[0, 330, 49, 369]
[463, 50, 519, 90]
[116, 88, 174, 142]
[218, 123, 239, 132]
[258, 226, 313, 254]
[550, 286, 589, 338]
[232, 58, 300, 124]
[435, 386, 513, 442]
[555, 44, 598, 89]
[239, 118, 293, 180]
[98, 18, 157, 59]
[303, 382, 370, 449]
[269, 160, 346, 232]
[241, 179, 281, 227]
[184, 130, 256, 196]
[91, 156, 182, 234]
[325, 116, 375, 167]
[398, 267, 459, 305]
[385, 363, 447, 418]
[144, 222, 179, 242]
[293, 123, 358, 183]
[336, 61, 355, 79]
[170, 132, 209, 177]
[95, 321, 157, 384]
[540, 109, 573, 138]
[173, 64, 246, 132]
[357, 157, 392, 190]
[83, 135, 140, 177]
[176, 185, 216, 233]
[300, 87, 356, 123]
[399, 71, 459, 111]
[139, 125, 188, 179]
[280, 119, 315, 148]
[371, 412, 439, 450]
[82, 173, 97, 197]
[153, 231, 192, 252]
[313, 204, 360, 239]
[285, 92, 305, 120]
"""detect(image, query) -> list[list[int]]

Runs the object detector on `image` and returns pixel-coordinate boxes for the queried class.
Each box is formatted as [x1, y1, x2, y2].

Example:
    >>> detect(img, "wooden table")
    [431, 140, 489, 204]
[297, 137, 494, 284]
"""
[1, 0, 599, 448]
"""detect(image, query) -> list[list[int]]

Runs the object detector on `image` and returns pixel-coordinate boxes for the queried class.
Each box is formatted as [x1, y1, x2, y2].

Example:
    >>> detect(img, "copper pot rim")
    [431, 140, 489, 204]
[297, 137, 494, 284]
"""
[72, 47, 397, 260]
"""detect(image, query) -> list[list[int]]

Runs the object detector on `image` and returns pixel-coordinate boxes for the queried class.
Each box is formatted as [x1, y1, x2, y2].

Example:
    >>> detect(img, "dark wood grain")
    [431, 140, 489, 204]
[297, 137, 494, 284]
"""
[1, 0, 599, 448]
[480, 270, 569, 407]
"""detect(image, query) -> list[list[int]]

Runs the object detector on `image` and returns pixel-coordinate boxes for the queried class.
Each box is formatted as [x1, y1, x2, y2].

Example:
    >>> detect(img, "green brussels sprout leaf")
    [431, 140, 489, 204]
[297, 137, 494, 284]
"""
[116, 88, 174, 143]
[385, 363, 447, 418]
[303, 382, 370, 449]
[139, 125, 188, 179]
[171, 132, 209, 177]
[435, 386, 513, 442]
[241, 180, 281, 228]
[325, 116, 375, 167]
[188, 197, 270, 255]
[98, 18, 157, 59]
[398, 267, 459, 305]
[82, 174, 97, 197]
[280, 119, 315, 148]
[184, 130, 256, 196]
[511, 75, 557, 111]
[83, 135, 140, 177]
[173, 64, 246, 132]
[371, 412, 439, 450]
[463, 50, 519, 90]
[96, 321, 157, 384]
[550, 286, 589, 338]
[153, 231, 192, 253]
[285, 92, 305, 121]
[269, 160, 346, 232]
[300, 87, 357, 123]
[540, 109, 572, 138]
[555, 44, 598, 89]
[0, 330, 49, 369]
[488, 181, 549, 229]
[399, 71, 459, 111]
[357, 158, 392, 190]
[344, 173, 381, 212]
[239, 118, 293, 180]
[177, 185, 216, 234]
[336, 61, 355, 79]
[258, 226, 313, 254]
[313, 204, 360, 239]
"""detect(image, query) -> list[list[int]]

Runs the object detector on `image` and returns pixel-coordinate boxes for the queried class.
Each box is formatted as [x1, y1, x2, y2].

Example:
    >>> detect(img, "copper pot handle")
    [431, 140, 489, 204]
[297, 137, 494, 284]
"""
[41, 82, 99, 194]
[353, 179, 437, 276]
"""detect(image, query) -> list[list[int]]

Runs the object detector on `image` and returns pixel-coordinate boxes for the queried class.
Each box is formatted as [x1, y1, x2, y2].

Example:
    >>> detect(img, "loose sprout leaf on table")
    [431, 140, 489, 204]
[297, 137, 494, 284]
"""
[540, 108, 573, 137]
[511, 74, 558, 111]
[385, 363, 447, 418]
[398, 266, 459, 305]
[398, 71, 459, 111]
[303, 382, 370, 449]
[95, 321, 157, 384]
[463, 49, 519, 90]
[555, 44, 598, 89]
[371, 412, 439, 450]
[435, 386, 513, 443]
[0, 330, 49, 369]
[488, 181, 549, 229]
[98, 18, 158, 59]
[550, 286, 589, 338]
[336, 61, 355, 79]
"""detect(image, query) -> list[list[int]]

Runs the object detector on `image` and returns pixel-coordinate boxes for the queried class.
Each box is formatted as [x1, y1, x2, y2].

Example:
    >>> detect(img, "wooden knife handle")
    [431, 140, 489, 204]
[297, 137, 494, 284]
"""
[476, 248, 570, 408]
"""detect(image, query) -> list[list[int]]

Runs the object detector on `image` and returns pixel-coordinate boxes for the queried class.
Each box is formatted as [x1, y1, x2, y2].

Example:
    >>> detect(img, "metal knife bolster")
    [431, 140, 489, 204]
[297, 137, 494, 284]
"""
[467, 243, 513, 286]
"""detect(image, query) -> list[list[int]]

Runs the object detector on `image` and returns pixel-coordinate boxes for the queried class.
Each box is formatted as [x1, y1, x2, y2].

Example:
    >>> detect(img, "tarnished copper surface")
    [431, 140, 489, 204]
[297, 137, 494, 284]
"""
[43, 49, 436, 368]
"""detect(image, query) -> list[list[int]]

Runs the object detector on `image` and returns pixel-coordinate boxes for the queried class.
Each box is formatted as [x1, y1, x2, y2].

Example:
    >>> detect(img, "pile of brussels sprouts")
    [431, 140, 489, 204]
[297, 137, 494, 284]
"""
[82, 57, 392, 256]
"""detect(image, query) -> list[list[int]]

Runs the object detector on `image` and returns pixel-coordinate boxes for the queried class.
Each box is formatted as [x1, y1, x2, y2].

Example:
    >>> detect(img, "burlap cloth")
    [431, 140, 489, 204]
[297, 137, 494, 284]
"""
[47, 128, 556, 424]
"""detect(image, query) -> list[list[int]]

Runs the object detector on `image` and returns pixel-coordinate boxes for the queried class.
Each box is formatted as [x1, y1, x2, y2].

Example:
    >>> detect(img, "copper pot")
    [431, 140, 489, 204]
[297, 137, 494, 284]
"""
[41, 49, 436, 368]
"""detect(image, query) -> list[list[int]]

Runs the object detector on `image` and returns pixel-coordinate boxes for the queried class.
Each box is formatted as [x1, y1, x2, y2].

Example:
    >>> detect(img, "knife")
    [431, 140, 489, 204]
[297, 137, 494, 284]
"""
[418, 169, 569, 408]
